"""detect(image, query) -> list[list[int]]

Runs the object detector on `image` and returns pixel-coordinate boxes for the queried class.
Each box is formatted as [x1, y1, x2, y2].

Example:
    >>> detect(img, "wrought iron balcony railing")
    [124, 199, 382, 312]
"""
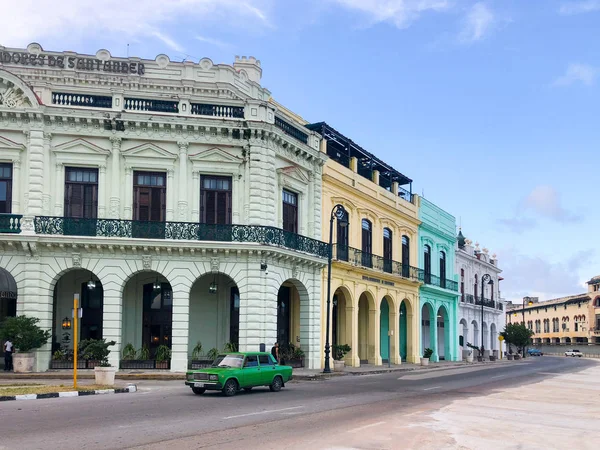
[461, 294, 503, 310]
[332, 244, 423, 282]
[33, 217, 329, 259]
[274, 116, 309, 144]
[0, 214, 22, 233]
[190, 103, 244, 118]
[423, 273, 459, 292]
[52, 92, 113, 109]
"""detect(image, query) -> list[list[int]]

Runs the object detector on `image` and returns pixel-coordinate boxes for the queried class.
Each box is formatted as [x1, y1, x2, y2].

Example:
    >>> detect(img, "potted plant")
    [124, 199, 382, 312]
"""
[0, 316, 51, 372]
[189, 341, 212, 369]
[466, 349, 474, 363]
[223, 342, 237, 353]
[79, 338, 116, 385]
[122, 343, 137, 360]
[155, 345, 171, 369]
[207, 347, 219, 361]
[332, 344, 351, 372]
[507, 348, 514, 360]
[467, 343, 484, 362]
[421, 348, 433, 366]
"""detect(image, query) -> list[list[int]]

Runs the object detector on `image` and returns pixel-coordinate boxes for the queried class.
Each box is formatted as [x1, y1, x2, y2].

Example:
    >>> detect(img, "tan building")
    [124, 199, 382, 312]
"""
[506, 275, 600, 345]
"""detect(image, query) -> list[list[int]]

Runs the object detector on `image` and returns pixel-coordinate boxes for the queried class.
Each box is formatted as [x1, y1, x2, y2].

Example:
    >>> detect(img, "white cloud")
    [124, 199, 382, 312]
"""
[195, 35, 232, 49]
[0, 0, 271, 54]
[553, 63, 598, 86]
[559, 0, 600, 15]
[500, 248, 593, 302]
[522, 185, 580, 222]
[458, 2, 495, 43]
[331, 0, 451, 28]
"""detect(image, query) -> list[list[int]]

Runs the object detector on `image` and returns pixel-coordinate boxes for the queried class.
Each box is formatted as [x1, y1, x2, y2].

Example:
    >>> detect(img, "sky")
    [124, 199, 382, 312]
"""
[1, 0, 598, 303]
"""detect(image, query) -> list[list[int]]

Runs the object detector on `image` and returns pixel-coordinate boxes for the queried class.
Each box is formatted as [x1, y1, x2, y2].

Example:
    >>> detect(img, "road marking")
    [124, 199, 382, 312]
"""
[223, 405, 304, 420]
[423, 386, 441, 391]
[349, 421, 386, 433]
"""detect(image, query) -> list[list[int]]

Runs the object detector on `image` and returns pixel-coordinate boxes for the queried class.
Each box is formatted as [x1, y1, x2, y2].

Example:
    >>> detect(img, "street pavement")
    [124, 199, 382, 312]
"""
[0, 356, 596, 450]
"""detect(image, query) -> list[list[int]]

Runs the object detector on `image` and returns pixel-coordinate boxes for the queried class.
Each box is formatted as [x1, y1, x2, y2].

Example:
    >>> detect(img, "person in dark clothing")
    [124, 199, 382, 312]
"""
[4, 338, 14, 371]
[271, 342, 280, 364]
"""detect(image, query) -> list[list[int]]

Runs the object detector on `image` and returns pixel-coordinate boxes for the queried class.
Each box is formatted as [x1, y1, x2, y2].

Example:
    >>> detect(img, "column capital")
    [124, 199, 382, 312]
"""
[110, 136, 122, 149]
[99, 165, 107, 174]
[12, 158, 21, 168]
[167, 169, 175, 177]
[192, 170, 200, 180]
[124, 165, 133, 175]
[177, 140, 189, 152]
[55, 162, 63, 169]
[43, 132, 52, 141]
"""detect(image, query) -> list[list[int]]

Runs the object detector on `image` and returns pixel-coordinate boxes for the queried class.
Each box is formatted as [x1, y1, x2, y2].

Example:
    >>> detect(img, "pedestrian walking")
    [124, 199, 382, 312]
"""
[3, 338, 14, 371]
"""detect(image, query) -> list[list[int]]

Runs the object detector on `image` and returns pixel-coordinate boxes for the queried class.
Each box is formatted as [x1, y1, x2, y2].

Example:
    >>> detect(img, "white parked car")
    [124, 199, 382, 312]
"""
[564, 349, 582, 357]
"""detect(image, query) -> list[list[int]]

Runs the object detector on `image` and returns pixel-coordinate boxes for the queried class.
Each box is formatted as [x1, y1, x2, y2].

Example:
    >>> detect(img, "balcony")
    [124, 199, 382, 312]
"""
[190, 103, 244, 119]
[332, 244, 423, 283]
[0, 214, 22, 233]
[461, 294, 503, 310]
[423, 273, 459, 292]
[52, 92, 113, 109]
[33, 217, 329, 259]
[274, 116, 309, 144]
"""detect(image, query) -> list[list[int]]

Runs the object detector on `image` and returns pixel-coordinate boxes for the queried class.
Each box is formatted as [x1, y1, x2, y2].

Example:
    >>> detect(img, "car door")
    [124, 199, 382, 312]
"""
[258, 354, 277, 384]
[241, 355, 262, 387]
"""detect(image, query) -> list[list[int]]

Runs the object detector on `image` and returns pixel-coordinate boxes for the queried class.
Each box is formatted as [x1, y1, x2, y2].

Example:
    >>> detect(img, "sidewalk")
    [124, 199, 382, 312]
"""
[0, 358, 519, 382]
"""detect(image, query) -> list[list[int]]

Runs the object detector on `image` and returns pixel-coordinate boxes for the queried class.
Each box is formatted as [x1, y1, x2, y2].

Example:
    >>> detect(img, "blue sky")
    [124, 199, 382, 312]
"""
[2, 0, 599, 302]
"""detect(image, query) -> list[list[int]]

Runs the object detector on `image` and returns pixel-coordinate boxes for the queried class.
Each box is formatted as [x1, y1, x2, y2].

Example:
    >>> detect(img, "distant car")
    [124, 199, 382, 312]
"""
[527, 348, 543, 356]
[564, 349, 582, 357]
[185, 352, 293, 396]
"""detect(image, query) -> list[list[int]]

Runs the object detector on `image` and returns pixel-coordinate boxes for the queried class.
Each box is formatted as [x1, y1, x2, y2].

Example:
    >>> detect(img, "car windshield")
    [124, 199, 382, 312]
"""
[212, 354, 243, 368]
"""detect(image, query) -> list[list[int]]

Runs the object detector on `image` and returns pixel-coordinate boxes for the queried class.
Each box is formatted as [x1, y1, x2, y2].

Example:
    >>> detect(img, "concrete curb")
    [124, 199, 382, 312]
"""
[0, 384, 137, 402]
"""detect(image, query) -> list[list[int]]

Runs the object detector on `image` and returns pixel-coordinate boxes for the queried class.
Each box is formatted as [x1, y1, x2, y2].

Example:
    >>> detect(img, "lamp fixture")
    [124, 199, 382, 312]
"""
[153, 277, 161, 291]
[62, 316, 72, 330]
[209, 273, 218, 294]
[87, 274, 96, 290]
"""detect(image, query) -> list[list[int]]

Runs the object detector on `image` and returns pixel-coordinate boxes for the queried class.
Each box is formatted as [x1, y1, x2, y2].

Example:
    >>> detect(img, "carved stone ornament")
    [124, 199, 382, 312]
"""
[0, 85, 30, 109]
[291, 263, 299, 279]
[72, 253, 82, 268]
[142, 255, 152, 270]
[210, 257, 220, 272]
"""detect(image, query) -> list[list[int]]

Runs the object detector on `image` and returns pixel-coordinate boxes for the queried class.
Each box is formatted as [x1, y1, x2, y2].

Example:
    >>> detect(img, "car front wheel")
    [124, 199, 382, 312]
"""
[223, 379, 238, 397]
[270, 376, 283, 392]
[192, 387, 206, 395]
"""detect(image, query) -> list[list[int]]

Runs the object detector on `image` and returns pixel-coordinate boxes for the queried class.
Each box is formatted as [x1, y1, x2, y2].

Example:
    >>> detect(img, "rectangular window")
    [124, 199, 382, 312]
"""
[258, 354, 274, 366]
[200, 175, 232, 224]
[0, 163, 13, 214]
[133, 171, 166, 222]
[282, 189, 298, 233]
[64, 167, 99, 219]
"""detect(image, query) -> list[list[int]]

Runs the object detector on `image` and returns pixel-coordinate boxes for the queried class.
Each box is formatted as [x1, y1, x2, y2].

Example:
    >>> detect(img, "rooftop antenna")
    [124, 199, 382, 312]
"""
[421, 189, 424, 198]
[459, 216, 462, 229]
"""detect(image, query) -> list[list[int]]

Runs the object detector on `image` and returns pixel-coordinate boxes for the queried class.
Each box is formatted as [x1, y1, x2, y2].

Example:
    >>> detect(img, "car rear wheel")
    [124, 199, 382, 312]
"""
[223, 379, 238, 397]
[192, 387, 206, 395]
[270, 376, 283, 392]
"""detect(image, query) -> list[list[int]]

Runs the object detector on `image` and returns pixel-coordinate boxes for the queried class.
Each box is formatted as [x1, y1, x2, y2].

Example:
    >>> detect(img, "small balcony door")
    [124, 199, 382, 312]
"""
[402, 235, 410, 278]
[133, 171, 166, 238]
[282, 190, 298, 234]
[337, 216, 349, 262]
[383, 228, 392, 273]
[0, 163, 13, 214]
[361, 219, 372, 268]
[439, 251, 446, 288]
[64, 167, 99, 236]
[424, 245, 431, 284]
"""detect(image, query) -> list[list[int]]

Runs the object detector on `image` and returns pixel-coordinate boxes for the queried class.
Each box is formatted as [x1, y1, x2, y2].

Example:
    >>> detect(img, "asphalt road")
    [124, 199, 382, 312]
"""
[0, 356, 594, 450]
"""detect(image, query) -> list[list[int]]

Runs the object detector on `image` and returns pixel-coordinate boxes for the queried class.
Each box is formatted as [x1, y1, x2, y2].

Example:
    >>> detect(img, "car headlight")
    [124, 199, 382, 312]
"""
[209, 374, 219, 381]
[187, 373, 194, 381]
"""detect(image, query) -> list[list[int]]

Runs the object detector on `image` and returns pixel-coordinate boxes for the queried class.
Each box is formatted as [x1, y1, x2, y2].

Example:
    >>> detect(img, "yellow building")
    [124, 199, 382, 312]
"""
[506, 275, 600, 346]
[308, 122, 422, 367]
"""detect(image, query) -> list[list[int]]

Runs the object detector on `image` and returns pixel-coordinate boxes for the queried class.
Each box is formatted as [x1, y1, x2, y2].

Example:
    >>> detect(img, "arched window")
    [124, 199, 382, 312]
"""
[424, 244, 431, 283]
[361, 219, 372, 268]
[474, 274, 478, 299]
[401, 235, 410, 278]
[460, 269, 465, 300]
[336, 210, 349, 262]
[439, 251, 446, 288]
[383, 228, 392, 273]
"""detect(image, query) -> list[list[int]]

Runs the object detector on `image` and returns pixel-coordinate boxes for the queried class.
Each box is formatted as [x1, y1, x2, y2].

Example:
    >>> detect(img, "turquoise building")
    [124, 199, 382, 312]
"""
[417, 197, 460, 362]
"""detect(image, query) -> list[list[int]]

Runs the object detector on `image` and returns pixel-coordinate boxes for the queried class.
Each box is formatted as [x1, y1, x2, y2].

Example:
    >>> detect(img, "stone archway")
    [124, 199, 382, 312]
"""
[0, 267, 17, 370]
[188, 272, 240, 361]
[421, 302, 435, 358]
[471, 320, 479, 347]
[332, 286, 353, 364]
[379, 296, 392, 363]
[357, 291, 376, 364]
[490, 323, 498, 351]
[459, 318, 468, 359]
[276, 279, 310, 366]
[399, 298, 415, 362]
[437, 305, 450, 360]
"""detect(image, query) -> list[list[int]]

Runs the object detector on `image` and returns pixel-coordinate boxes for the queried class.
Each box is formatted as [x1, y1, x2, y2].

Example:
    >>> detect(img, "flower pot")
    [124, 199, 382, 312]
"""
[94, 366, 117, 386]
[420, 357, 429, 366]
[477, 356, 484, 362]
[489, 355, 496, 362]
[466, 354, 474, 363]
[507, 354, 514, 360]
[514, 354, 521, 360]
[13, 352, 35, 373]
[333, 360, 345, 372]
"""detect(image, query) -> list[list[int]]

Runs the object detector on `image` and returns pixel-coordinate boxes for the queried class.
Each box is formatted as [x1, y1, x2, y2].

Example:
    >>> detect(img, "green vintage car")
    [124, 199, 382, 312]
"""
[185, 352, 293, 396]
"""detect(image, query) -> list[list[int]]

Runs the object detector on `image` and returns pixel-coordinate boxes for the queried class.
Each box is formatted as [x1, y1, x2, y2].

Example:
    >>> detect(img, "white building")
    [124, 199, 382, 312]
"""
[0, 43, 327, 371]
[455, 229, 505, 358]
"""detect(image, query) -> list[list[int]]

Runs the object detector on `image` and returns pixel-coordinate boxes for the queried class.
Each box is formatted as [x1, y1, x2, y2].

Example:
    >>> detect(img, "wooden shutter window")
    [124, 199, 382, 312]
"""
[0, 163, 13, 214]
[200, 175, 232, 225]
[65, 167, 99, 219]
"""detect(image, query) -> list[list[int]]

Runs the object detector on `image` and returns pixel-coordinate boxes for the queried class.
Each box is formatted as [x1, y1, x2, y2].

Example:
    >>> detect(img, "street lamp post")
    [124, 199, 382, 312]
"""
[480, 274, 493, 358]
[521, 297, 533, 358]
[324, 204, 348, 374]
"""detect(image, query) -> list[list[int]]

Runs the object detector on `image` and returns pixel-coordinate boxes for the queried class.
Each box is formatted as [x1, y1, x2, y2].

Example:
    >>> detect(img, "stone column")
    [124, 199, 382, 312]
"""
[370, 304, 381, 365]
[54, 163, 64, 216]
[26, 130, 45, 215]
[171, 284, 190, 372]
[42, 132, 52, 214]
[247, 144, 276, 226]
[431, 312, 439, 362]
[109, 137, 122, 218]
[97, 165, 107, 218]
[389, 309, 401, 364]
[306, 172, 314, 237]
[123, 166, 133, 220]
[177, 141, 188, 222]
[102, 278, 123, 368]
[407, 304, 420, 363]
[166, 169, 175, 221]
[348, 304, 360, 367]
[191, 171, 200, 222]
[232, 174, 240, 224]
[11, 158, 21, 213]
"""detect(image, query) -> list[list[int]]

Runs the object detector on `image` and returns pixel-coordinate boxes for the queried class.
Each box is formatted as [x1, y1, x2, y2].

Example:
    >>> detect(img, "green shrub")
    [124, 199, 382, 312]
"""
[332, 344, 351, 361]
[79, 339, 116, 367]
[155, 345, 171, 362]
[0, 315, 51, 352]
[191, 342, 203, 359]
[423, 348, 434, 359]
[122, 343, 137, 360]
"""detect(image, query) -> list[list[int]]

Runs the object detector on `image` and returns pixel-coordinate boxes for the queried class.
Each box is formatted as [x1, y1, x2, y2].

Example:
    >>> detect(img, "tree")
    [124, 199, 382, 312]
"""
[0, 316, 51, 353]
[500, 323, 534, 354]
